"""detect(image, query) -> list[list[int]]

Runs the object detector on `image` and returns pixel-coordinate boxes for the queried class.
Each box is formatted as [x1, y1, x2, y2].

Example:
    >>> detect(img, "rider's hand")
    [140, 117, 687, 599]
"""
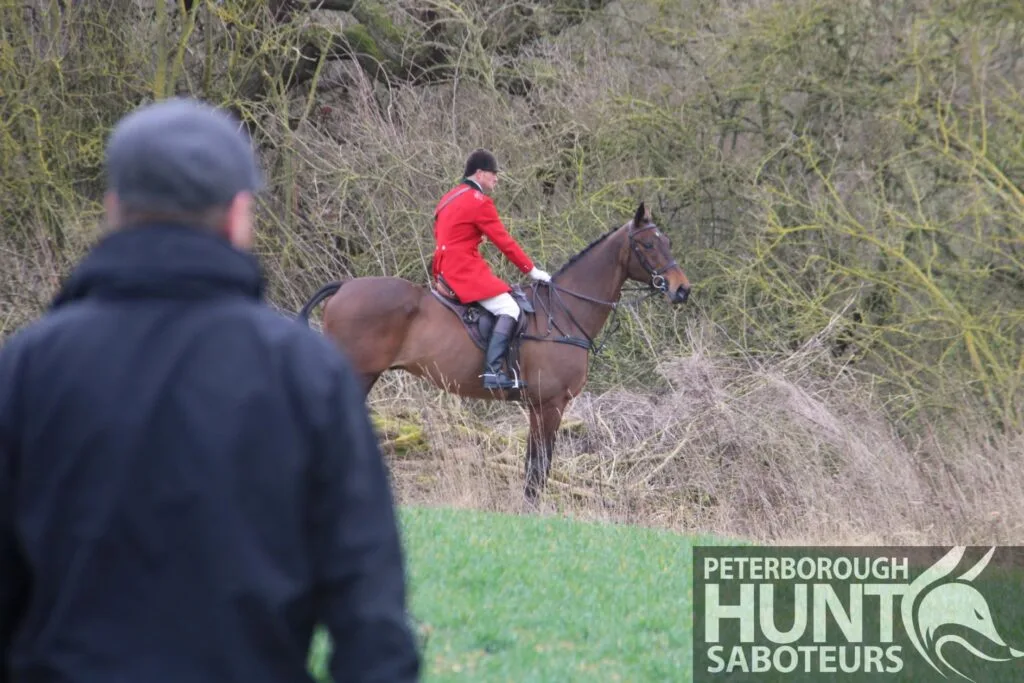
[528, 266, 552, 282]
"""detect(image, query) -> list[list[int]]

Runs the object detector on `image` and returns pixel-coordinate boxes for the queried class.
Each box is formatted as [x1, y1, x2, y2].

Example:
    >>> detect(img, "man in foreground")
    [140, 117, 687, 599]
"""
[0, 98, 420, 682]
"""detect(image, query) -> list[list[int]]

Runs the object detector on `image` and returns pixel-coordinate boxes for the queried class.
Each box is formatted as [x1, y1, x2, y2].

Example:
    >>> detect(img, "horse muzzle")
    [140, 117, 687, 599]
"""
[671, 284, 690, 304]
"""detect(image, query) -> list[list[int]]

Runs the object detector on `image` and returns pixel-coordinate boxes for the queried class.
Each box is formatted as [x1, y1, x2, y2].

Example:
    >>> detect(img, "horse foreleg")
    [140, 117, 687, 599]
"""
[524, 399, 566, 509]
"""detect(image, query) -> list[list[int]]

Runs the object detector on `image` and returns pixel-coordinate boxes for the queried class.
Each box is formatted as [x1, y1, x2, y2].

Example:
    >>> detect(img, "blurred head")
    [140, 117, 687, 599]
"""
[102, 97, 265, 250]
[463, 148, 499, 193]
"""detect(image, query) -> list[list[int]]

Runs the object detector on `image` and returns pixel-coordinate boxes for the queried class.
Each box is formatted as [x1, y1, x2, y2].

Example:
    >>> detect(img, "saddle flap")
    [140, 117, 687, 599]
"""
[430, 288, 491, 351]
[430, 285, 531, 361]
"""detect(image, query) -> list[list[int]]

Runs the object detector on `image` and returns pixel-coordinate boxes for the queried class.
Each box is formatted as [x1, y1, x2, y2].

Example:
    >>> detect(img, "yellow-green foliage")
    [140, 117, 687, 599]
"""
[1, 0, 1021, 434]
[372, 412, 429, 456]
[691, 1, 1024, 427]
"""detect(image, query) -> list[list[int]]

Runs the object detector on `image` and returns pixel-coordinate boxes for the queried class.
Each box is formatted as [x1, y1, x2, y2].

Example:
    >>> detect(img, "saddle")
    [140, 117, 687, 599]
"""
[430, 278, 535, 373]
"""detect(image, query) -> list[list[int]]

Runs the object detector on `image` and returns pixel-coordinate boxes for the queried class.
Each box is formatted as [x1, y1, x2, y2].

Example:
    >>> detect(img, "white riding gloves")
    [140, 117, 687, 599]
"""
[528, 266, 552, 282]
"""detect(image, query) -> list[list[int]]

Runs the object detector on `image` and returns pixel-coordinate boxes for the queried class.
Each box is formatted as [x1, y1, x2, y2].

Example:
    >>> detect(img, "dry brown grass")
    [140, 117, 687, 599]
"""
[371, 318, 1024, 547]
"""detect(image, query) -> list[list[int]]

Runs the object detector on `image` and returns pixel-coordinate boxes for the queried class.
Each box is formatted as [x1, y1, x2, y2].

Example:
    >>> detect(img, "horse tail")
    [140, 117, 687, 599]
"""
[296, 280, 344, 326]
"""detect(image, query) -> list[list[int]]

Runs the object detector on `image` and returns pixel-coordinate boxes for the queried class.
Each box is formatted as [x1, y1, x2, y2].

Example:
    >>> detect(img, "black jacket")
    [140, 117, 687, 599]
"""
[0, 223, 420, 683]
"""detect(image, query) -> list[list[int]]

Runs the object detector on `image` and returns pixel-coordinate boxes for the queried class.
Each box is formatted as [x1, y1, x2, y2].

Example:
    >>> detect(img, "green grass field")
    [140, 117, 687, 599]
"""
[309, 506, 736, 682]
[307, 507, 1024, 682]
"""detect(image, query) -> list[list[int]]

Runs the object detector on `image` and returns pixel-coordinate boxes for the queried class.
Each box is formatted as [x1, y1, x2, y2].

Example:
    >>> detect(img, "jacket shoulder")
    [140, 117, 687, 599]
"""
[8, 299, 353, 395]
[248, 307, 359, 386]
[454, 188, 492, 215]
[246, 305, 347, 358]
[0, 323, 33, 385]
[446, 184, 489, 204]
[0, 312, 71, 422]
[436, 185, 465, 211]
[258, 312, 367, 428]
[0, 307, 83, 365]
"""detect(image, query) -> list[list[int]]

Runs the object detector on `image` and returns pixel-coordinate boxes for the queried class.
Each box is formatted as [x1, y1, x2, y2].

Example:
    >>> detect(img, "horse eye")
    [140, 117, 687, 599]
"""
[643, 241, 654, 248]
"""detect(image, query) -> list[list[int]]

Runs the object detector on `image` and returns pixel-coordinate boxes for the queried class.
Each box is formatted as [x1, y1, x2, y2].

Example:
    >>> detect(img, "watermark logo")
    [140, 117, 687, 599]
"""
[693, 546, 1024, 682]
[904, 547, 1023, 680]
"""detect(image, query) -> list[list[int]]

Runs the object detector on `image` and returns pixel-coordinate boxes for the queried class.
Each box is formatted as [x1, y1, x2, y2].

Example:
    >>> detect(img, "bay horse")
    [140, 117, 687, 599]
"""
[296, 202, 692, 506]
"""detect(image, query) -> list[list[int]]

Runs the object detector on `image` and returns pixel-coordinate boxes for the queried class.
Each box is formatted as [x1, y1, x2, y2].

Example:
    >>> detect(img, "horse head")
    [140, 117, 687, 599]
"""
[625, 202, 691, 304]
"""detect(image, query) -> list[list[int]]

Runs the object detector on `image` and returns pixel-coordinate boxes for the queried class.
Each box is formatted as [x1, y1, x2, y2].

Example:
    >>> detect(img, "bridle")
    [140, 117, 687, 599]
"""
[629, 223, 680, 294]
[520, 222, 679, 354]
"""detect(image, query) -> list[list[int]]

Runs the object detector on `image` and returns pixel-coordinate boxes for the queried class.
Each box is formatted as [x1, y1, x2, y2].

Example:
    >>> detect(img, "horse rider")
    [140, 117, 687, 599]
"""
[432, 149, 552, 390]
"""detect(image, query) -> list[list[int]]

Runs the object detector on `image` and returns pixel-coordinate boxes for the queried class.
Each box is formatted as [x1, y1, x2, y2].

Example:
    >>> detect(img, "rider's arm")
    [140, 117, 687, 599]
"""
[475, 197, 534, 274]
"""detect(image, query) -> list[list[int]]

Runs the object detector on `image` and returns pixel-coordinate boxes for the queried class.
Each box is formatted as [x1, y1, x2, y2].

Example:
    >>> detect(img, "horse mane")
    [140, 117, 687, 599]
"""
[553, 222, 627, 277]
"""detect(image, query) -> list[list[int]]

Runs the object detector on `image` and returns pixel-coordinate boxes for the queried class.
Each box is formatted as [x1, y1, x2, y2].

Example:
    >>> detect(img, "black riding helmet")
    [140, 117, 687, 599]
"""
[463, 149, 498, 177]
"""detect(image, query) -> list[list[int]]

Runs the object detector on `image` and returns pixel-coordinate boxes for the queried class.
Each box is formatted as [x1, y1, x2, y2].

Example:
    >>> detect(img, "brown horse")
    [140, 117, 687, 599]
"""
[296, 202, 692, 506]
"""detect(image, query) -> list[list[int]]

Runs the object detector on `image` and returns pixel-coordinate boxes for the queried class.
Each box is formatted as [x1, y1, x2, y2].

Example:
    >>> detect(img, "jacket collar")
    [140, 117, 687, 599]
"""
[462, 177, 483, 192]
[50, 222, 266, 310]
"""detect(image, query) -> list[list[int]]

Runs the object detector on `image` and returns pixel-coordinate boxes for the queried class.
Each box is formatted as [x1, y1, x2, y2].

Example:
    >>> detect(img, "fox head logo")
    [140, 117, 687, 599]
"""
[901, 547, 1023, 681]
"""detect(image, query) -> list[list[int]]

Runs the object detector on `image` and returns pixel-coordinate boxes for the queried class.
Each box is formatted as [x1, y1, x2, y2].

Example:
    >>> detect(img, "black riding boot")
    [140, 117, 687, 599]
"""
[481, 314, 520, 390]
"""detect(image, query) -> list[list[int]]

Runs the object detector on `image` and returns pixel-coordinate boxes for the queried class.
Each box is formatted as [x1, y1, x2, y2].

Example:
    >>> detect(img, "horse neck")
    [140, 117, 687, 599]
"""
[545, 226, 629, 341]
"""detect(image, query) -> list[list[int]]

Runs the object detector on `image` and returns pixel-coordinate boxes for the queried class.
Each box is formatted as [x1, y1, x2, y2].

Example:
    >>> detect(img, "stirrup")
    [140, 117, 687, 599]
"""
[508, 366, 527, 389]
[480, 369, 525, 390]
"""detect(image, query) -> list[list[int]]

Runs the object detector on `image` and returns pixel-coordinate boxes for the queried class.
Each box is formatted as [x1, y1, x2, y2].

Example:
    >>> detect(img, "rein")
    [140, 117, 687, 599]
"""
[519, 224, 672, 355]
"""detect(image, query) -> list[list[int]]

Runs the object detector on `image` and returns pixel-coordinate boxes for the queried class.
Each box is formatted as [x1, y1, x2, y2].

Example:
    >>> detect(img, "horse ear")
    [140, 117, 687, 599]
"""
[633, 202, 646, 228]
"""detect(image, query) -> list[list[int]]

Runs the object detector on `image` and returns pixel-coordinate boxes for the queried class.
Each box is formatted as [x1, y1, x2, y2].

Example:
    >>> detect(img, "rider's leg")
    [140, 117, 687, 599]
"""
[477, 293, 521, 390]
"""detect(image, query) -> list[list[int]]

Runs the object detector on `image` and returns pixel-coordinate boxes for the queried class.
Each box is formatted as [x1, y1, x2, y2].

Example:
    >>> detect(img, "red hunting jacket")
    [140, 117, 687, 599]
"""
[431, 180, 534, 303]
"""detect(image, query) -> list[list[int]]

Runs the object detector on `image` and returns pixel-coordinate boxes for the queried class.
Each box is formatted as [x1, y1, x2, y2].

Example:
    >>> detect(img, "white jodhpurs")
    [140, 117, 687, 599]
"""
[478, 292, 520, 319]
